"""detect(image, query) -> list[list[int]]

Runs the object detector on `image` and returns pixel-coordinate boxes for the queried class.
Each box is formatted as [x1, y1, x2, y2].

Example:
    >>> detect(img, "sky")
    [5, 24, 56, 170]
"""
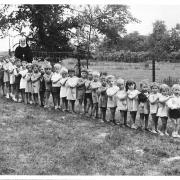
[1, 1, 180, 51]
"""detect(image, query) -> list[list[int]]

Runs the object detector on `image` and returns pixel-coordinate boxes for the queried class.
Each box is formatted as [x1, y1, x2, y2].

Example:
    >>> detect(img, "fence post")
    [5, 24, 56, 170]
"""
[152, 58, 155, 82]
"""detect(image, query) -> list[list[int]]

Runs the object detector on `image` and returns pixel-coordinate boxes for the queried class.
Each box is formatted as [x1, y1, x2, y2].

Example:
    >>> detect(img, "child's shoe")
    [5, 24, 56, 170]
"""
[6, 93, 10, 99]
[172, 131, 178, 138]
[164, 131, 169, 136]
[158, 131, 164, 136]
[54, 106, 58, 110]
[131, 124, 137, 129]
[151, 129, 158, 134]
[29, 101, 33, 105]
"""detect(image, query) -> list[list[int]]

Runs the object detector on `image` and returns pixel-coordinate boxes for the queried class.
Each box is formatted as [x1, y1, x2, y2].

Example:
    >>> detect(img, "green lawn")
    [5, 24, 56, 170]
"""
[0, 97, 180, 175]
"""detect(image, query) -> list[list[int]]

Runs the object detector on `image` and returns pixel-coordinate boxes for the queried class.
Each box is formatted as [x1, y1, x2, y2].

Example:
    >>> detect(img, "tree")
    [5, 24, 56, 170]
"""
[0, 5, 79, 52]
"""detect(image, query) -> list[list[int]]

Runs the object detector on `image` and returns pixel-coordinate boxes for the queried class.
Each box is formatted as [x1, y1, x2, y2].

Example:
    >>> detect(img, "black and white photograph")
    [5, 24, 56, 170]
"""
[0, 0, 180, 176]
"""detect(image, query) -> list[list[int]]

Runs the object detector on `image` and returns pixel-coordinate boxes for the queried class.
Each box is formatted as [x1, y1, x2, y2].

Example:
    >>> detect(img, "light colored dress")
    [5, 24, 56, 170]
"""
[51, 72, 61, 87]
[3, 62, 10, 83]
[31, 72, 41, 94]
[90, 81, 101, 103]
[127, 89, 140, 112]
[149, 93, 160, 114]
[19, 69, 28, 89]
[66, 76, 79, 100]
[106, 85, 119, 108]
[9, 63, 15, 85]
[25, 72, 32, 93]
[156, 94, 169, 117]
[116, 90, 127, 111]
[98, 86, 108, 108]
[60, 77, 69, 98]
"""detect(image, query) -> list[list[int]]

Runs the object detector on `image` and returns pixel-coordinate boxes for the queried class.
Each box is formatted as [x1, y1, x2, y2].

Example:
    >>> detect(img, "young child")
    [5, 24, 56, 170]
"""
[76, 69, 88, 114]
[60, 69, 69, 111]
[66, 69, 79, 113]
[157, 84, 171, 136]
[51, 63, 62, 110]
[126, 80, 140, 129]
[25, 63, 33, 104]
[84, 71, 93, 117]
[39, 66, 46, 107]
[138, 80, 150, 131]
[19, 60, 28, 103]
[9, 58, 16, 100]
[14, 59, 22, 102]
[90, 71, 101, 119]
[167, 84, 180, 138]
[106, 76, 119, 125]
[31, 63, 41, 105]
[149, 82, 160, 134]
[0, 62, 4, 96]
[116, 78, 128, 127]
[3, 58, 10, 99]
[43, 64, 53, 108]
[98, 75, 108, 122]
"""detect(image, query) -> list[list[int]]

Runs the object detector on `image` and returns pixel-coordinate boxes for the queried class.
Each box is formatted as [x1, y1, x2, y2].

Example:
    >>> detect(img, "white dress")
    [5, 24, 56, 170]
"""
[60, 77, 69, 98]
[127, 89, 140, 112]
[19, 69, 28, 89]
[106, 86, 119, 108]
[116, 90, 128, 111]
[51, 72, 62, 87]
[156, 94, 169, 117]
[149, 93, 160, 114]
[66, 76, 79, 100]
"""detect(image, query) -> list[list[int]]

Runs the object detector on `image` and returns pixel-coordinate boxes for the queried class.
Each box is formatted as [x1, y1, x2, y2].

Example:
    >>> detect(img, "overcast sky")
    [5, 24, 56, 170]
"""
[1, 2, 180, 51]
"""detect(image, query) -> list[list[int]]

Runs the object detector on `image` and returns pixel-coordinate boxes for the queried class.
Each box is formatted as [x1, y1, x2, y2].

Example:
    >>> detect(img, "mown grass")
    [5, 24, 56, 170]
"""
[0, 96, 180, 175]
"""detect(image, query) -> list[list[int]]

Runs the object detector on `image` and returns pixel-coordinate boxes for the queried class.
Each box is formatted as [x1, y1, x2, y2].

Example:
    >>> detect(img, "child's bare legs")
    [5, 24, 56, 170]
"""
[86, 98, 92, 116]
[21, 89, 25, 103]
[171, 118, 180, 137]
[120, 110, 127, 126]
[109, 107, 116, 124]
[62, 97, 68, 111]
[44, 90, 50, 108]
[78, 99, 83, 114]
[33, 93, 39, 105]
[161, 117, 168, 135]
[100, 107, 107, 122]
[69, 100, 75, 113]
[92, 103, 98, 118]
[151, 114, 159, 132]
[130, 111, 137, 129]
[5, 82, 10, 98]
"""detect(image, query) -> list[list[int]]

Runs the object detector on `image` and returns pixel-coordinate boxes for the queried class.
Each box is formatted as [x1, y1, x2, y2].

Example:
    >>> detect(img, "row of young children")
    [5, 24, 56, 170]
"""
[0, 57, 180, 138]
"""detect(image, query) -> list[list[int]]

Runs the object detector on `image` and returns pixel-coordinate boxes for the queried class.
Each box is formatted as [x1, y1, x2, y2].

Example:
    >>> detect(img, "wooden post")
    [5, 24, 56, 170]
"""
[152, 58, 155, 82]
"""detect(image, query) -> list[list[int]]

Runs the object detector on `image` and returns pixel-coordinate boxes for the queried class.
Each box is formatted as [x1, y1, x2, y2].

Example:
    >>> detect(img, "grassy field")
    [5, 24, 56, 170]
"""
[0, 96, 180, 175]
[64, 59, 180, 85]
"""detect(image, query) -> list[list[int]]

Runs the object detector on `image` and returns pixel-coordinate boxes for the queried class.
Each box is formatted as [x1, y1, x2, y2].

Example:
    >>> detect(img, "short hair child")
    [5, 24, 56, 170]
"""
[43, 64, 52, 108]
[76, 69, 88, 114]
[14, 59, 22, 102]
[19, 60, 28, 103]
[90, 71, 101, 119]
[149, 82, 160, 134]
[60, 69, 69, 111]
[66, 68, 78, 113]
[84, 71, 93, 117]
[25, 63, 33, 104]
[39, 65, 46, 107]
[156, 84, 171, 136]
[116, 78, 128, 127]
[138, 80, 150, 131]
[0, 62, 4, 96]
[106, 75, 119, 124]
[98, 75, 108, 122]
[51, 63, 62, 110]
[126, 80, 140, 129]
[167, 84, 180, 138]
[31, 63, 41, 105]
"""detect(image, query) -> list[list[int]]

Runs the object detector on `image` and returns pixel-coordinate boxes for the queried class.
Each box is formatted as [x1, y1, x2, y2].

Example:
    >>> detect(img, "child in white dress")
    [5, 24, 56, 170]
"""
[66, 69, 79, 113]
[60, 69, 69, 111]
[126, 80, 140, 129]
[157, 84, 171, 136]
[106, 76, 119, 124]
[31, 64, 41, 105]
[149, 82, 160, 134]
[116, 78, 128, 127]
[19, 61, 28, 103]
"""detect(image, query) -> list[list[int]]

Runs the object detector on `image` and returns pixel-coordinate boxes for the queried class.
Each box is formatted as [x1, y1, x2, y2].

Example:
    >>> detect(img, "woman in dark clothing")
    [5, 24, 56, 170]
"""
[15, 37, 33, 63]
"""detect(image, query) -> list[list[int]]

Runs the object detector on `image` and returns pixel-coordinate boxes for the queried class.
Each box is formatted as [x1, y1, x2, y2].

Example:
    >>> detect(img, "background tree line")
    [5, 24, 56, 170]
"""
[1, 5, 180, 62]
